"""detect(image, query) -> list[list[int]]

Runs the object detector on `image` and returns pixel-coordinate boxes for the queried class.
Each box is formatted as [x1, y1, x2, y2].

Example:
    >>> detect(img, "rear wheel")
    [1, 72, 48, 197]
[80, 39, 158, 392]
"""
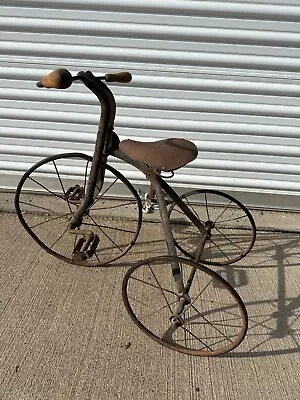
[168, 189, 256, 265]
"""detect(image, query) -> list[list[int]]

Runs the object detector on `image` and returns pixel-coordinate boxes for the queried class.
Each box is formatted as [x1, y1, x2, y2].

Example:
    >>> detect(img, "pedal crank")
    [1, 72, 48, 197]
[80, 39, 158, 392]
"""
[71, 231, 100, 262]
[65, 184, 85, 204]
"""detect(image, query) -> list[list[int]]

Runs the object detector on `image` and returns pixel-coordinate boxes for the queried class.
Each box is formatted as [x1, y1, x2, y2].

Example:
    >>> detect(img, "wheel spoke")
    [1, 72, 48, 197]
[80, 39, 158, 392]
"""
[89, 177, 118, 209]
[98, 177, 118, 199]
[29, 212, 73, 229]
[185, 197, 200, 220]
[189, 303, 234, 344]
[208, 238, 212, 263]
[213, 201, 232, 223]
[214, 226, 246, 253]
[136, 299, 179, 322]
[83, 160, 90, 193]
[179, 325, 214, 350]
[18, 200, 66, 215]
[82, 221, 136, 234]
[182, 277, 214, 315]
[204, 192, 210, 220]
[52, 160, 73, 214]
[28, 176, 67, 203]
[216, 214, 250, 225]
[94, 251, 101, 263]
[209, 238, 231, 261]
[148, 264, 174, 313]
[87, 214, 123, 252]
[91, 200, 138, 212]
[184, 322, 188, 348]
[129, 275, 177, 296]
[50, 226, 69, 249]
[172, 206, 186, 216]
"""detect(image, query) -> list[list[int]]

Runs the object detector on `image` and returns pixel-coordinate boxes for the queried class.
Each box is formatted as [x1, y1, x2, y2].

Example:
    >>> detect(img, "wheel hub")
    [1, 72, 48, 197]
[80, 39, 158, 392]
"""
[170, 316, 184, 326]
[205, 220, 215, 239]
[205, 220, 215, 230]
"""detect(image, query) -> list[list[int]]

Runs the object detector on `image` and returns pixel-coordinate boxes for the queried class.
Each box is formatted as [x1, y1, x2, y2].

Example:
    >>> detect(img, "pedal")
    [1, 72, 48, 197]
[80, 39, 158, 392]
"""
[65, 184, 85, 203]
[72, 233, 100, 262]
[142, 193, 159, 214]
[143, 200, 156, 214]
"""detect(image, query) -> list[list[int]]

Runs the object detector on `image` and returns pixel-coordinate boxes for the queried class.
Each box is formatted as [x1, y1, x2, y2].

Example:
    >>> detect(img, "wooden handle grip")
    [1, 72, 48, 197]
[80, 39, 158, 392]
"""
[105, 72, 132, 83]
[37, 68, 73, 89]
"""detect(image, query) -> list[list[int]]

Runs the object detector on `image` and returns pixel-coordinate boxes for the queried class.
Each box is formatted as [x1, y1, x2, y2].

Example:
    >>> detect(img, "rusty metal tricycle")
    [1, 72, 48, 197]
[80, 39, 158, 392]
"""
[15, 69, 256, 356]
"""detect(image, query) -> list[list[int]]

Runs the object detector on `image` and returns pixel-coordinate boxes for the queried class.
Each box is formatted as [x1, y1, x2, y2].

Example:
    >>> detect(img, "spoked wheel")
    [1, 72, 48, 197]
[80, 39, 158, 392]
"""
[122, 256, 248, 356]
[15, 153, 142, 266]
[168, 189, 256, 265]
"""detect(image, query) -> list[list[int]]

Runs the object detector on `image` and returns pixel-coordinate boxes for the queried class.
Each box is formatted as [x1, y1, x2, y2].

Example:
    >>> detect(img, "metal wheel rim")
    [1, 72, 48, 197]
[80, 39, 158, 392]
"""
[15, 153, 142, 266]
[122, 255, 248, 356]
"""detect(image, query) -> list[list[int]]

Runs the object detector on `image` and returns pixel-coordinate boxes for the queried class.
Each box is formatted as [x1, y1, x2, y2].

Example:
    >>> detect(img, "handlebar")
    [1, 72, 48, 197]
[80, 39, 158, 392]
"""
[36, 68, 132, 89]
[104, 72, 132, 83]
[36, 68, 128, 171]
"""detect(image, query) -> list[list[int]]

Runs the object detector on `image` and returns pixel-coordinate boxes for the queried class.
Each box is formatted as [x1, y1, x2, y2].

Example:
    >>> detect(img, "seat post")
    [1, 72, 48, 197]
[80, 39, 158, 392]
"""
[149, 172, 184, 294]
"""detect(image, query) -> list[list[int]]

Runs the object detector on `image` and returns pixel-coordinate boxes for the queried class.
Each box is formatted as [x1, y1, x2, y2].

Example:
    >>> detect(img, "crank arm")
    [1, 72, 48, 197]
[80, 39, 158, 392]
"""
[161, 319, 182, 344]
[68, 229, 100, 262]
[68, 227, 94, 237]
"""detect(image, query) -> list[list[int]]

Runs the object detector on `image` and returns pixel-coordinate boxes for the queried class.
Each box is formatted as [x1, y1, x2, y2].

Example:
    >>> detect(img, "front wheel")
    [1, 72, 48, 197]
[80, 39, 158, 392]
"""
[122, 256, 248, 356]
[15, 153, 142, 267]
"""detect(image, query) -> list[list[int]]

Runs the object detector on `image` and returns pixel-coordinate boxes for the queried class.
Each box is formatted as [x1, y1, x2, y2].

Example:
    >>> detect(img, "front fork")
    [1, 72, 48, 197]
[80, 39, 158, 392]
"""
[149, 174, 208, 324]
[66, 162, 106, 260]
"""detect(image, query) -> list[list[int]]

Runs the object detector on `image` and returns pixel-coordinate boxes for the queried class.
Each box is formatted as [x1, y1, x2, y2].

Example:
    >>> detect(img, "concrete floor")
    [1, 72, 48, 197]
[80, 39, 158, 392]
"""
[0, 201, 299, 399]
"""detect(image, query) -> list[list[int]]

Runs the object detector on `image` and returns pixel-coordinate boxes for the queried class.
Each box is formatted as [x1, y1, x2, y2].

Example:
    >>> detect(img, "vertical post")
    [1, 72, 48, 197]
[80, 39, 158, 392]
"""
[151, 174, 184, 294]
[70, 72, 115, 224]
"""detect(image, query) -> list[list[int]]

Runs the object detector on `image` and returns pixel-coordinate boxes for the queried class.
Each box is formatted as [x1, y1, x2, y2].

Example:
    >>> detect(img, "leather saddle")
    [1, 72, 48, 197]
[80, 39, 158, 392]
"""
[119, 138, 198, 172]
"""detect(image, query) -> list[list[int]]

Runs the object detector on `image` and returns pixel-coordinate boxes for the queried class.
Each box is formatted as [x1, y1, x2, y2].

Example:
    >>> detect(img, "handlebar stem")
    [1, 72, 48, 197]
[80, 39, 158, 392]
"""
[72, 71, 117, 218]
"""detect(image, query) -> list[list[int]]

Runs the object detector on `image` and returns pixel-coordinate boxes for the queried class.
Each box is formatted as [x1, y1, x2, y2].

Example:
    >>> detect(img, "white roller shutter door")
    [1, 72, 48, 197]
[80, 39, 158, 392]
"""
[1, 0, 300, 209]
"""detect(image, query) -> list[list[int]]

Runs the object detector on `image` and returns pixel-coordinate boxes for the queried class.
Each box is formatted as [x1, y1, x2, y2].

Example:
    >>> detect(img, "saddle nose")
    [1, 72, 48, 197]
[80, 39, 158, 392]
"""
[119, 138, 198, 172]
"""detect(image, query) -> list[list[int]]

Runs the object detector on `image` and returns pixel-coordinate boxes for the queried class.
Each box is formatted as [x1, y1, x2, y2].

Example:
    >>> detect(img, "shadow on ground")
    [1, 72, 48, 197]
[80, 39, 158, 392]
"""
[0, 211, 299, 399]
